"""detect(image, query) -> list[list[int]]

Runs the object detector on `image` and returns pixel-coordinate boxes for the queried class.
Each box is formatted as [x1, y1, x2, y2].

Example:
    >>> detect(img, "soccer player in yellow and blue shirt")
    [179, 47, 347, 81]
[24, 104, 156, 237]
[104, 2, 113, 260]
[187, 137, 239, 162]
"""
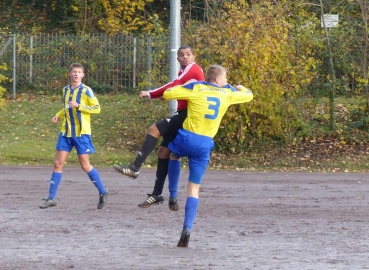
[40, 63, 108, 210]
[162, 65, 253, 247]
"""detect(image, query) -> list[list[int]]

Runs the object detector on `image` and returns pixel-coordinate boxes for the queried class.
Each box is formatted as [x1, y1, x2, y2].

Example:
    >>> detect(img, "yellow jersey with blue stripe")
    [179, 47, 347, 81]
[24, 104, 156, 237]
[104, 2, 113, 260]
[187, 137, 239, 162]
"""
[56, 83, 100, 137]
[163, 82, 253, 138]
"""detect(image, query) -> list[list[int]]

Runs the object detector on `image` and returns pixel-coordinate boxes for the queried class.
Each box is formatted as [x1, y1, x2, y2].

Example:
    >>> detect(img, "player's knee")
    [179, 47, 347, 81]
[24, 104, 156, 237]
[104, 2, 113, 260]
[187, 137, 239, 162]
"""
[53, 160, 64, 169]
[80, 163, 92, 173]
[158, 146, 171, 159]
[148, 123, 160, 137]
[187, 182, 200, 198]
[169, 152, 180, 160]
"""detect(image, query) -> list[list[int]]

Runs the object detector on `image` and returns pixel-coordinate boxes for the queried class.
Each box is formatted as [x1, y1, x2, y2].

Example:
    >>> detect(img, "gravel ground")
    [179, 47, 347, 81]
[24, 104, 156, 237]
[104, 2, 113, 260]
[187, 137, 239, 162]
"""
[0, 165, 368, 270]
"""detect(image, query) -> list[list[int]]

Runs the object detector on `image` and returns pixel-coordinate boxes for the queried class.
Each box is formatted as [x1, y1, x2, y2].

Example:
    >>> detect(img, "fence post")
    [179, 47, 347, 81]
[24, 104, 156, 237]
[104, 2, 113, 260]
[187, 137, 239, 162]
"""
[133, 37, 137, 90]
[147, 35, 152, 90]
[169, 0, 180, 116]
[30, 36, 33, 83]
[0, 36, 12, 57]
[12, 33, 16, 100]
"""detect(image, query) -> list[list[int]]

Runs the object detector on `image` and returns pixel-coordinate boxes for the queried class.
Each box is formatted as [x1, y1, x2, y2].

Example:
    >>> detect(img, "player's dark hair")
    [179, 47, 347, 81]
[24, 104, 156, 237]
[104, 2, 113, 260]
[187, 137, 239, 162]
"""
[177, 45, 194, 55]
[69, 63, 85, 72]
[206, 65, 226, 83]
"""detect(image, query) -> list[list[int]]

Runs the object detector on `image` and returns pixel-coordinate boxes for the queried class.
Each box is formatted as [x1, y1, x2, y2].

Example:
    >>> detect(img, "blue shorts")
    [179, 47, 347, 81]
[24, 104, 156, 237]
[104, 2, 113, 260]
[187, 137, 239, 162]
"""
[56, 133, 95, 155]
[168, 129, 214, 184]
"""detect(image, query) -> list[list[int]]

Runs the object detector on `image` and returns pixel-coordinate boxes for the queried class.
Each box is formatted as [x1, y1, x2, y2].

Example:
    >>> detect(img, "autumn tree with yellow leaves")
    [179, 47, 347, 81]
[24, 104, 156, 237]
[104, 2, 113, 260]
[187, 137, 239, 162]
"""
[0, 64, 9, 110]
[98, 0, 163, 35]
[184, 1, 317, 151]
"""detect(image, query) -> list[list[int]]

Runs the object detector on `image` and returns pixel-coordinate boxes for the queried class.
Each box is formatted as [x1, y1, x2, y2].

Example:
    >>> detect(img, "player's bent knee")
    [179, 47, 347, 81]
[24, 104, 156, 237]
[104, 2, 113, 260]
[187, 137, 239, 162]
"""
[188, 171, 203, 184]
[79, 162, 92, 173]
[158, 146, 171, 159]
[148, 124, 160, 137]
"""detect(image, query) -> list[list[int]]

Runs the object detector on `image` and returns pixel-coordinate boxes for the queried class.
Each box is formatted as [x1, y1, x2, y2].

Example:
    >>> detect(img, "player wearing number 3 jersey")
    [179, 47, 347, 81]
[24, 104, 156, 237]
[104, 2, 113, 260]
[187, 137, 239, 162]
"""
[162, 65, 253, 247]
[113, 45, 204, 210]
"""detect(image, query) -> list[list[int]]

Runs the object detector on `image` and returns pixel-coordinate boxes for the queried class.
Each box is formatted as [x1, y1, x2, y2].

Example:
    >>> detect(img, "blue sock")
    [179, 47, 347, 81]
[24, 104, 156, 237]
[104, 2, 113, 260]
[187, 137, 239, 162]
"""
[88, 168, 106, 194]
[183, 197, 199, 231]
[168, 159, 181, 198]
[48, 172, 62, 200]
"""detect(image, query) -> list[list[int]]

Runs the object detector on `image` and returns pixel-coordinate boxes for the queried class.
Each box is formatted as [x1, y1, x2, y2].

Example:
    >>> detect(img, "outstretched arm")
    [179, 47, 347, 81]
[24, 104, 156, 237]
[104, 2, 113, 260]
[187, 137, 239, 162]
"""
[147, 63, 204, 100]
[230, 85, 253, 104]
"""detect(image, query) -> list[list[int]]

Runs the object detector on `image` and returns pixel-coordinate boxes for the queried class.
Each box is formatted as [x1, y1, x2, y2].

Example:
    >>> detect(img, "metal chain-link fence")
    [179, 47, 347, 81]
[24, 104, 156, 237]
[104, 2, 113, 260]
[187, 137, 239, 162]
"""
[0, 33, 170, 95]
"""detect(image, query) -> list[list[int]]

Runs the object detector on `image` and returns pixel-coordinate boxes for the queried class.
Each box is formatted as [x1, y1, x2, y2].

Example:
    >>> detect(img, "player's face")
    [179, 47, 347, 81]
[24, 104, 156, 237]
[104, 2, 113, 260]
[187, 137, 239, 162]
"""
[68, 67, 84, 84]
[218, 71, 228, 87]
[177, 48, 196, 69]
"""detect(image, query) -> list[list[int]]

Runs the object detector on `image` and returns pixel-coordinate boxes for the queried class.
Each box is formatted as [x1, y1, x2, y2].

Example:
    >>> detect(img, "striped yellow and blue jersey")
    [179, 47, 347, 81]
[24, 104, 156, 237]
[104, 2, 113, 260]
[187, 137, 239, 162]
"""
[163, 82, 253, 138]
[56, 83, 100, 137]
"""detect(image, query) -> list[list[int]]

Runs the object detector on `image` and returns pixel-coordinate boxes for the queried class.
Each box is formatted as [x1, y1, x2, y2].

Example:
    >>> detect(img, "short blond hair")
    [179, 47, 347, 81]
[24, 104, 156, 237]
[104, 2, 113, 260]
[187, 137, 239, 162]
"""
[69, 63, 84, 72]
[205, 65, 226, 83]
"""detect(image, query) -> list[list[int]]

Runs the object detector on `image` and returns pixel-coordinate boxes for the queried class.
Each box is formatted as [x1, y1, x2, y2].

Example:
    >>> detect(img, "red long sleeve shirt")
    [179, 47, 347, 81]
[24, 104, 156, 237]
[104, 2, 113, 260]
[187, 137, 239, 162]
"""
[148, 62, 204, 111]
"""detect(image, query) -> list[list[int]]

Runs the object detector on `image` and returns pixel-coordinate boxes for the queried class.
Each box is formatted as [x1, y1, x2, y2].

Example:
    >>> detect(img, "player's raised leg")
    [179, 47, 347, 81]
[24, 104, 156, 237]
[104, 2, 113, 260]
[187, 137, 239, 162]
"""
[114, 124, 160, 179]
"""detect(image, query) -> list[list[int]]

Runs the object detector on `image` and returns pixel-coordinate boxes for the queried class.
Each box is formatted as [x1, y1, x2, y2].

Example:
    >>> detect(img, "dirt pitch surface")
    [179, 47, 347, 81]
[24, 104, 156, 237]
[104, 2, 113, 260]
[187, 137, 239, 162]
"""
[0, 165, 369, 270]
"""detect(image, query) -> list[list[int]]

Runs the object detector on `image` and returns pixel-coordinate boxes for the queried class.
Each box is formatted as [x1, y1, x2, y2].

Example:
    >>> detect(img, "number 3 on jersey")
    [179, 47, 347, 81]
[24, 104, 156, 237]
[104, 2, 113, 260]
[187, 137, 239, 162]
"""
[205, 97, 220, 120]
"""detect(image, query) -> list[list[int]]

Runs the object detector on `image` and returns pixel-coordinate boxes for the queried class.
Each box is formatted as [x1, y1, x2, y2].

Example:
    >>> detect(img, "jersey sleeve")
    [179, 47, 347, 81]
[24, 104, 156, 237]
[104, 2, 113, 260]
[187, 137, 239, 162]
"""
[163, 82, 196, 101]
[55, 109, 64, 120]
[78, 88, 101, 114]
[229, 87, 254, 104]
[55, 88, 66, 119]
[148, 63, 204, 99]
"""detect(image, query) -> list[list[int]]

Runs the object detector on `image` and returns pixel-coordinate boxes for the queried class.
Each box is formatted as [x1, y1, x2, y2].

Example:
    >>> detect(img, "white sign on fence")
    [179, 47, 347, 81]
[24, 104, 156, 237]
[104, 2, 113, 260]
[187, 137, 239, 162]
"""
[321, 14, 339, 28]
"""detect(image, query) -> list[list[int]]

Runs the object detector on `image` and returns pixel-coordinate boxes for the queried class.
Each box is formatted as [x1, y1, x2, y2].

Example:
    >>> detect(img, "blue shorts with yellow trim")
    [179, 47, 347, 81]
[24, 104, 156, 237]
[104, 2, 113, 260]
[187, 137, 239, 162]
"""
[56, 133, 95, 155]
[168, 129, 214, 184]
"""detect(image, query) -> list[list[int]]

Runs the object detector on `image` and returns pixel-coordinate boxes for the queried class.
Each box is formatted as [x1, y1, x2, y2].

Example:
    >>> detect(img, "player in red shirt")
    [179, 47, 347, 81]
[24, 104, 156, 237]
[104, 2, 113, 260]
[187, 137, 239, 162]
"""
[113, 45, 204, 209]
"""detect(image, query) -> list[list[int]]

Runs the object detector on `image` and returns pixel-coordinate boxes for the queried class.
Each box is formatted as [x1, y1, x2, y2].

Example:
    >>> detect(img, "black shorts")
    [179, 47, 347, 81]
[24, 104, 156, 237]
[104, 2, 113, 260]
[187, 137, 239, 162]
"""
[156, 109, 187, 147]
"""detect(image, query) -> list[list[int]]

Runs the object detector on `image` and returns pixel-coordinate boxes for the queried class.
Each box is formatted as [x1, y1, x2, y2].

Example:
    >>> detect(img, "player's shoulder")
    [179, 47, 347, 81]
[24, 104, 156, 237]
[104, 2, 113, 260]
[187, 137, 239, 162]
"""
[186, 62, 202, 70]
[81, 83, 92, 90]
[192, 62, 204, 71]
[187, 62, 205, 79]
[178, 81, 203, 90]
[81, 84, 96, 97]
[222, 84, 238, 92]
